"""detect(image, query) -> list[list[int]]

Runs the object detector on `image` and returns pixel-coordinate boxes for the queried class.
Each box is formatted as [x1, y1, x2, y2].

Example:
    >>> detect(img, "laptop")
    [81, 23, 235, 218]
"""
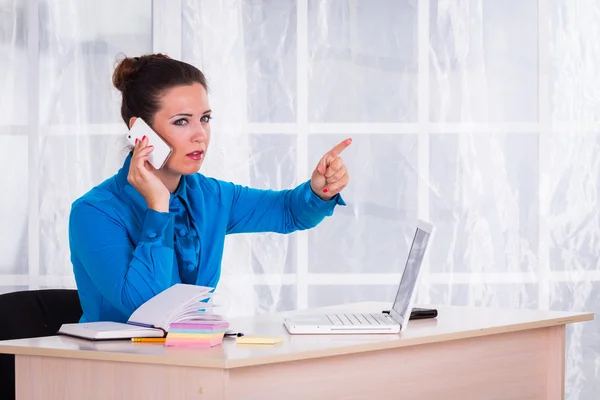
[284, 220, 433, 334]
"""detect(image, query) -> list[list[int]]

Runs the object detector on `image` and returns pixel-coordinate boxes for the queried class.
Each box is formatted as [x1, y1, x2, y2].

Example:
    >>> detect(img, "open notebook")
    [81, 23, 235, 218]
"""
[58, 284, 224, 340]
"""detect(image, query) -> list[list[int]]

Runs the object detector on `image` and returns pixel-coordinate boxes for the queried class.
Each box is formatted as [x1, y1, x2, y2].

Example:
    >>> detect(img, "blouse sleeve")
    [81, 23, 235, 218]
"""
[224, 179, 346, 234]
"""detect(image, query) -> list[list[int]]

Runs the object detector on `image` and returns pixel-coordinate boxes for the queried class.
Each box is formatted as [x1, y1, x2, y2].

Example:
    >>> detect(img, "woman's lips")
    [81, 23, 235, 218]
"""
[186, 150, 204, 161]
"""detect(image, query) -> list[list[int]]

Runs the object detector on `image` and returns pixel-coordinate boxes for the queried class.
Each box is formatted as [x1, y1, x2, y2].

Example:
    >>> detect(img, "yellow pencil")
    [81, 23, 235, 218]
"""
[131, 337, 166, 343]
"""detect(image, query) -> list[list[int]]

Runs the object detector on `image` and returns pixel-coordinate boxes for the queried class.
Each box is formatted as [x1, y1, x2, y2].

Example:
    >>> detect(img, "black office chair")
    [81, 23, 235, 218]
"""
[0, 289, 82, 400]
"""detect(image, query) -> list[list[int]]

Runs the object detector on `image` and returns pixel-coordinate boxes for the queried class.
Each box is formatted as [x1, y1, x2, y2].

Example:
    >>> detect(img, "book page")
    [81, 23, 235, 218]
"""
[127, 284, 213, 329]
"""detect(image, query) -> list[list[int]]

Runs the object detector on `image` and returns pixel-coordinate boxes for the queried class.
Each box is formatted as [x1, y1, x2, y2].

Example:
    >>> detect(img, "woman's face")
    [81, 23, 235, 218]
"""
[150, 82, 212, 175]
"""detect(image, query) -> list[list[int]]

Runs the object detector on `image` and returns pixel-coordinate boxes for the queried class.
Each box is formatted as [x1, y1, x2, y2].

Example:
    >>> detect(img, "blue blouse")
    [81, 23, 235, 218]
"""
[69, 153, 345, 323]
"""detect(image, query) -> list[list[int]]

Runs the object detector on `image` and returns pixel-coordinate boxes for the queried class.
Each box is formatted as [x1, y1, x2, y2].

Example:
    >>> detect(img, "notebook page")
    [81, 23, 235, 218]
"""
[128, 284, 213, 329]
[169, 297, 219, 324]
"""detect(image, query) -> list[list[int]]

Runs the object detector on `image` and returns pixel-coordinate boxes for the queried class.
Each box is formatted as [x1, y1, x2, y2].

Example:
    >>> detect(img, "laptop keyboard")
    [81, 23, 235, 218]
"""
[325, 313, 392, 326]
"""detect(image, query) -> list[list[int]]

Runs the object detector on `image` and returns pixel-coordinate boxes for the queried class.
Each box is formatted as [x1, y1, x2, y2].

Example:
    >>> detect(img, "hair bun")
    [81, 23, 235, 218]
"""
[112, 53, 171, 93]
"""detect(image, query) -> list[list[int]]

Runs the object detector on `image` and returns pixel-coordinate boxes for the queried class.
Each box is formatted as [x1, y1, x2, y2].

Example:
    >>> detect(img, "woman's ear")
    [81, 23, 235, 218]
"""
[128, 116, 138, 130]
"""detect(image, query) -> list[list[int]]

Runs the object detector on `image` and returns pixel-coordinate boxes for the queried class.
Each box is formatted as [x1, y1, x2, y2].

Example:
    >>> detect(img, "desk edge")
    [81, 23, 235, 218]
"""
[223, 312, 594, 368]
[0, 312, 592, 369]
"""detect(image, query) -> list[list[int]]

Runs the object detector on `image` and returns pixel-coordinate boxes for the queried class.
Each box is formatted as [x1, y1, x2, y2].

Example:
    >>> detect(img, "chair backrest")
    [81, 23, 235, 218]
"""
[0, 289, 82, 400]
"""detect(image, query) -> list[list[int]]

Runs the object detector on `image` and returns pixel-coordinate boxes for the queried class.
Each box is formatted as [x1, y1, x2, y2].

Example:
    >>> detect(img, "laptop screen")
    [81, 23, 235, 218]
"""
[390, 223, 432, 326]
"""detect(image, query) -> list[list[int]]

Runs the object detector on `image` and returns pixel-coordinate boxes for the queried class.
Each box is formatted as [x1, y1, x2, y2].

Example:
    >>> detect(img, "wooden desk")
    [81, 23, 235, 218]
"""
[0, 302, 593, 400]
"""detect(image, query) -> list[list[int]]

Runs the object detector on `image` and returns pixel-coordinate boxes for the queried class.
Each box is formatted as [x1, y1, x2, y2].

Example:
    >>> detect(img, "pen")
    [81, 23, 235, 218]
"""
[224, 332, 244, 338]
[131, 337, 166, 343]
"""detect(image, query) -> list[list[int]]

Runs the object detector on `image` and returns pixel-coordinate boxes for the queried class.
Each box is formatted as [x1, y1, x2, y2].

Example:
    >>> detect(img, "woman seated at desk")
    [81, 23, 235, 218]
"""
[68, 53, 351, 324]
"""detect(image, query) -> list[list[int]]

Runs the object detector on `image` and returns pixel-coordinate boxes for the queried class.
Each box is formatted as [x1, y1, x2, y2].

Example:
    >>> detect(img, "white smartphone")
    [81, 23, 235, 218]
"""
[126, 118, 172, 169]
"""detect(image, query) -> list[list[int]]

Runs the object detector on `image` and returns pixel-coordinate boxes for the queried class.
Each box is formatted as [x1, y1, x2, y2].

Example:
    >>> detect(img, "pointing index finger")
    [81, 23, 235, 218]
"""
[328, 138, 352, 158]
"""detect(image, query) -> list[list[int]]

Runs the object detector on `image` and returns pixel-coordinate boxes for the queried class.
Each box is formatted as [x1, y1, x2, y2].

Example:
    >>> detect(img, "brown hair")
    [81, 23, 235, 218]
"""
[112, 53, 208, 127]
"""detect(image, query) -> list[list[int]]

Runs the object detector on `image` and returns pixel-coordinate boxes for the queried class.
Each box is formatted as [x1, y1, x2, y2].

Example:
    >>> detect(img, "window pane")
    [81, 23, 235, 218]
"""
[39, 0, 152, 125]
[242, 0, 297, 123]
[249, 134, 297, 275]
[429, 133, 539, 273]
[548, 135, 600, 271]
[307, 0, 418, 122]
[0, 136, 28, 274]
[429, 0, 538, 122]
[0, 0, 28, 125]
[249, 134, 297, 190]
[548, 0, 600, 123]
[308, 134, 419, 273]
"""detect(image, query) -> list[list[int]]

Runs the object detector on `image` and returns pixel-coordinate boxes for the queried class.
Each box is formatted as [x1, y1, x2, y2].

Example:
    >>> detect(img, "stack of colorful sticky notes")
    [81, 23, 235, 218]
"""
[165, 321, 230, 347]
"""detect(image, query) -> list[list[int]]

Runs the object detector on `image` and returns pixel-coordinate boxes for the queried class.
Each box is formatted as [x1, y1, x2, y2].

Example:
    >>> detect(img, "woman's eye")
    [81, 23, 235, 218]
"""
[201, 115, 212, 123]
[174, 118, 188, 126]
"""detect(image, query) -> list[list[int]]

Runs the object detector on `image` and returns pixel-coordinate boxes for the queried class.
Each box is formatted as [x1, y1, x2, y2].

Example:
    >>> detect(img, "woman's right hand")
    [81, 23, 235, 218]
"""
[127, 136, 170, 213]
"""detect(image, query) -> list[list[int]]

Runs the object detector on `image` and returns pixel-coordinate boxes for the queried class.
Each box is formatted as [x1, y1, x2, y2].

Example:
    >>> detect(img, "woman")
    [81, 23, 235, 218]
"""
[69, 53, 351, 323]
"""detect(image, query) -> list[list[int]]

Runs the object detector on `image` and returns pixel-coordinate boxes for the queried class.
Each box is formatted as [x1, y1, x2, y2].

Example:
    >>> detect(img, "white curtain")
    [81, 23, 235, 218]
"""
[1, 0, 599, 397]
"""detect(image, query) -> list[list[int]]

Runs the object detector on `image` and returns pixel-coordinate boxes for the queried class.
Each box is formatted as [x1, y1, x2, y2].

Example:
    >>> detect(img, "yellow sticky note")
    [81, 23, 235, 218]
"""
[236, 335, 283, 345]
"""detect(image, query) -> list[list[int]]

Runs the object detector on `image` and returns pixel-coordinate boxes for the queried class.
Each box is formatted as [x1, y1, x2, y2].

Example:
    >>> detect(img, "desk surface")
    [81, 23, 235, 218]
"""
[0, 302, 593, 369]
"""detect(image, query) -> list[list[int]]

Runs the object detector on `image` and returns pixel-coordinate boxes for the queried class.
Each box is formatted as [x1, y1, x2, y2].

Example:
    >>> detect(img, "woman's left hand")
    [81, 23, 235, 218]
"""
[310, 138, 352, 201]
